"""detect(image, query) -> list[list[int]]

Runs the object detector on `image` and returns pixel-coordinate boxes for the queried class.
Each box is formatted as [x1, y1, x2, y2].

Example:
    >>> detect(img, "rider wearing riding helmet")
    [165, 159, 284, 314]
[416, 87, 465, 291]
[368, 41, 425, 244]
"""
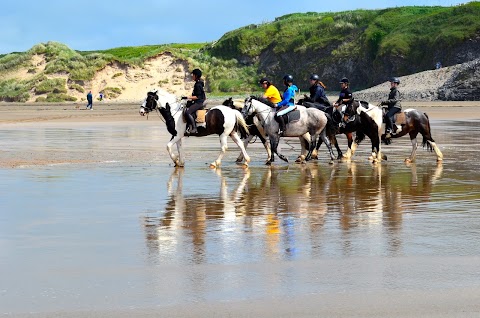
[275, 74, 298, 134]
[259, 77, 282, 104]
[302, 74, 331, 111]
[186, 68, 206, 133]
[333, 77, 354, 127]
[381, 77, 402, 138]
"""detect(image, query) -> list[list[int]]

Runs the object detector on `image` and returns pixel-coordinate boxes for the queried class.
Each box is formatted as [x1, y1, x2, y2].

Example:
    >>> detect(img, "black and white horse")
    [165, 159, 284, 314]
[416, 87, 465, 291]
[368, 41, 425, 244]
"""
[242, 96, 335, 165]
[141, 90, 251, 168]
[222, 97, 272, 164]
[381, 108, 443, 163]
[313, 101, 385, 163]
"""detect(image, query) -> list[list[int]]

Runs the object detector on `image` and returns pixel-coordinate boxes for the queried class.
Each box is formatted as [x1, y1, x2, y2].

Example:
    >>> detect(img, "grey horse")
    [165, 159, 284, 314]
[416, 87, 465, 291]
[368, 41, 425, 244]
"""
[242, 96, 335, 165]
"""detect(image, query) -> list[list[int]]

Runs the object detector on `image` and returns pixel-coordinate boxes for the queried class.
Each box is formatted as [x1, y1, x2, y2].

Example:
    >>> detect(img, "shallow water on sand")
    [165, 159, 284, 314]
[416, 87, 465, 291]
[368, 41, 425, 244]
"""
[1, 120, 480, 314]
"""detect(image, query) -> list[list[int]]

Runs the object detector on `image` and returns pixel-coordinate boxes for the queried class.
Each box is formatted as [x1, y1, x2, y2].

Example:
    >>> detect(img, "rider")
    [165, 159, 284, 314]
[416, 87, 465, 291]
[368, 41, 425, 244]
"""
[381, 77, 402, 139]
[275, 74, 298, 135]
[333, 77, 354, 128]
[302, 74, 331, 111]
[185, 68, 206, 134]
[259, 77, 282, 104]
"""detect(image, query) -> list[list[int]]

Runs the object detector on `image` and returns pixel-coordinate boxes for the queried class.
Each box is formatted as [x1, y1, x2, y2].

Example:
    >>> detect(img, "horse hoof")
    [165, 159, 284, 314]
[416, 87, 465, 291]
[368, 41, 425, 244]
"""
[329, 160, 334, 165]
[404, 158, 412, 164]
[265, 161, 272, 166]
[209, 162, 218, 168]
[235, 158, 243, 163]
[437, 158, 443, 162]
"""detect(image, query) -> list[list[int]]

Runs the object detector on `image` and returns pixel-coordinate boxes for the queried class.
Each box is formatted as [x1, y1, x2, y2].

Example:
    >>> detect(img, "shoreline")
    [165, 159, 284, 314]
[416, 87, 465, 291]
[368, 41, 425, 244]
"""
[1, 101, 480, 125]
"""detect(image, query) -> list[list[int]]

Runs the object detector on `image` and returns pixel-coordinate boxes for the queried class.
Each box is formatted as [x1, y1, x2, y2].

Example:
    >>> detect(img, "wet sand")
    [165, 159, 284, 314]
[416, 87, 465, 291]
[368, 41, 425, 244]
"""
[2, 102, 480, 317]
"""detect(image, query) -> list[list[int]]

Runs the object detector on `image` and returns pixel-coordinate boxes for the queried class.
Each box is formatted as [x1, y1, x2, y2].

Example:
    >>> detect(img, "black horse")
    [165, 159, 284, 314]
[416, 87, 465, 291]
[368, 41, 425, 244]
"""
[381, 109, 443, 163]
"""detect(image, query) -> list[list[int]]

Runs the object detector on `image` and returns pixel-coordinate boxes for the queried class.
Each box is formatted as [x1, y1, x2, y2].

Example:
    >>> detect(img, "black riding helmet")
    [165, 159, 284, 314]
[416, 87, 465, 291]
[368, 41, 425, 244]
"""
[259, 77, 270, 85]
[339, 77, 349, 84]
[191, 68, 202, 78]
[283, 74, 294, 83]
[390, 77, 400, 84]
[310, 74, 320, 81]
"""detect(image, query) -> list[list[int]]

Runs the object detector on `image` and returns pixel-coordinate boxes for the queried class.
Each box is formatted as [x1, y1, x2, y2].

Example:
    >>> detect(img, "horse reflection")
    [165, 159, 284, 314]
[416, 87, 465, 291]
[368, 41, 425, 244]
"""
[141, 162, 444, 262]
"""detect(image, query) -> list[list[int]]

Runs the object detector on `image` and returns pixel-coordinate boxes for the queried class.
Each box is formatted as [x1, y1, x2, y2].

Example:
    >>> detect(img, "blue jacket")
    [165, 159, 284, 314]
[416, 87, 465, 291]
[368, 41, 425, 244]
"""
[277, 85, 298, 107]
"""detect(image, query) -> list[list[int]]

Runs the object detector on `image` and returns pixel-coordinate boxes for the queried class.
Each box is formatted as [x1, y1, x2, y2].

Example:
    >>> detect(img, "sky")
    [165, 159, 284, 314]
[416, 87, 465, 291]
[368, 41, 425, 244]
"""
[0, 0, 469, 54]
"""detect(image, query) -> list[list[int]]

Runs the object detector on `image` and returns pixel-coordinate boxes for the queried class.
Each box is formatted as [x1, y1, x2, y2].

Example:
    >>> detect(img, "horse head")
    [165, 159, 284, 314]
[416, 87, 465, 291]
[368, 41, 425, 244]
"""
[139, 89, 159, 116]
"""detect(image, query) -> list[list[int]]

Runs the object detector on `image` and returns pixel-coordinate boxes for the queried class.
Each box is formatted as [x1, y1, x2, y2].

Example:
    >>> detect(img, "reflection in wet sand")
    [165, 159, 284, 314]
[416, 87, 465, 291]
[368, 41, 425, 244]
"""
[141, 162, 447, 264]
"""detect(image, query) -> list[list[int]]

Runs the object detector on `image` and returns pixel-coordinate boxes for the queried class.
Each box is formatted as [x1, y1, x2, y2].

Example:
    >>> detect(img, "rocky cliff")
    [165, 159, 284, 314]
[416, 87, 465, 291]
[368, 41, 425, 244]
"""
[354, 58, 480, 102]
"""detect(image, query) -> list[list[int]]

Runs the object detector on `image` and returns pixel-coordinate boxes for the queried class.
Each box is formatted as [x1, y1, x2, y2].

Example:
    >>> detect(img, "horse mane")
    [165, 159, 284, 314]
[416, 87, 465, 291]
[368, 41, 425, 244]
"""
[222, 97, 244, 110]
[250, 95, 276, 108]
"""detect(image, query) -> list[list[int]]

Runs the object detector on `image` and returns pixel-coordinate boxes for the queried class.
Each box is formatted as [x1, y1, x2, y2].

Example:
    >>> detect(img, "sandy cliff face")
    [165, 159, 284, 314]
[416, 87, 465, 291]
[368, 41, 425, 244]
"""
[6, 53, 194, 103]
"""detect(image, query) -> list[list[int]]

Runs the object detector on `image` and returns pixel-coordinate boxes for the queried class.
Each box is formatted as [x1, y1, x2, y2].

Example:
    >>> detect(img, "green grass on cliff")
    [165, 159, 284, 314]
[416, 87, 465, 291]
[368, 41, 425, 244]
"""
[208, 2, 480, 61]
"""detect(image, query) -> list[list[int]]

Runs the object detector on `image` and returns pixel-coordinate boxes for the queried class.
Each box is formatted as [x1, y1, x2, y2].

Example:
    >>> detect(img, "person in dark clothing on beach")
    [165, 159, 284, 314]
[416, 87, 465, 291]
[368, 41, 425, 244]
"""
[185, 69, 206, 133]
[86, 91, 93, 110]
[381, 77, 402, 138]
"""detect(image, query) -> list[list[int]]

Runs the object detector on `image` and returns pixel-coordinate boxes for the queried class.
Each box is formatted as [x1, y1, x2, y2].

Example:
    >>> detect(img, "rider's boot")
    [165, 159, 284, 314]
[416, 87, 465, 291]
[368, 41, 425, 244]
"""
[277, 115, 286, 135]
[187, 113, 197, 134]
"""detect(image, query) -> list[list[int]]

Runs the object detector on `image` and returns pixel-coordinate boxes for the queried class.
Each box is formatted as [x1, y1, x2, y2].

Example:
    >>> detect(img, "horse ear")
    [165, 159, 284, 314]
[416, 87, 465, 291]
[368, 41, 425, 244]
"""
[166, 102, 170, 110]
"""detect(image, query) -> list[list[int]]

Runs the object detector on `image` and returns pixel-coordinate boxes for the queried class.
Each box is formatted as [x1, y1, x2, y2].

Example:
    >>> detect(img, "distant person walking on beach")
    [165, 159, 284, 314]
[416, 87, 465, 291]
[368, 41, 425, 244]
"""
[435, 61, 442, 69]
[99, 93, 103, 101]
[86, 91, 93, 110]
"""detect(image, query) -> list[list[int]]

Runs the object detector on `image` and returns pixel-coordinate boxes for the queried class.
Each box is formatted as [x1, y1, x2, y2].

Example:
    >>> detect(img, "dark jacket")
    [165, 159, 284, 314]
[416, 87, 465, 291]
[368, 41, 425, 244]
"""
[382, 87, 401, 109]
[87, 92, 93, 103]
[309, 84, 331, 106]
[309, 85, 326, 103]
[192, 80, 206, 104]
[336, 87, 353, 105]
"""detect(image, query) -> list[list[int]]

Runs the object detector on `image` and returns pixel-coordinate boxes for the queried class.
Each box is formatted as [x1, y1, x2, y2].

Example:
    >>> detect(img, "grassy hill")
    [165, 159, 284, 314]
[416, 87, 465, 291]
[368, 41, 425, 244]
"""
[0, 2, 479, 102]
[207, 2, 480, 88]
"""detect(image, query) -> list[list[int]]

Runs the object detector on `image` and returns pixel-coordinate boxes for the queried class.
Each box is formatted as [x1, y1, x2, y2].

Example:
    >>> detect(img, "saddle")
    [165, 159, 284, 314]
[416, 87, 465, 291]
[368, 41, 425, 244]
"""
[182, 108, 207, 125]
[382, 108, 406, 125]
[276, 106, 301, 124]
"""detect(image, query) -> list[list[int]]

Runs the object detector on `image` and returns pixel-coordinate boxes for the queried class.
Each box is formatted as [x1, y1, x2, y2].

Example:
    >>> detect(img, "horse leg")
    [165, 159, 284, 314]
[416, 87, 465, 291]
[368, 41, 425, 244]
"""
[405, 132, 419, 163]
[296, 134, 310, 163]
[236, 134, 252, 163]
[230, 132, 251, 167]
[176, 138, 185, 167]
[260, 133, 272, 164]
[305, 133, 319, 161]
[167, 135, 184, 167]
[268, 134, 288, 164]
[420, 123, 444, 162]
[344, 132, 354, 159]
[428, 140, 444, 162]
[211, 134, 229, 168]
[316, 129, 335, 162]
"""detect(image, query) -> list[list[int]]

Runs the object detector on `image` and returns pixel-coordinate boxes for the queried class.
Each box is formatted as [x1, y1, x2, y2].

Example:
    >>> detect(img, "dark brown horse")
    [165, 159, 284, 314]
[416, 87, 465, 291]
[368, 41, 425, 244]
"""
[381, 109, 443, 163]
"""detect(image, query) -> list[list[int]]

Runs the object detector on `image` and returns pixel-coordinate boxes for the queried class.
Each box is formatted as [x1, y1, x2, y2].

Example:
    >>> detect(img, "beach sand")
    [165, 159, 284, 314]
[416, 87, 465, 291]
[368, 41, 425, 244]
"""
[2, 102, 480, 317]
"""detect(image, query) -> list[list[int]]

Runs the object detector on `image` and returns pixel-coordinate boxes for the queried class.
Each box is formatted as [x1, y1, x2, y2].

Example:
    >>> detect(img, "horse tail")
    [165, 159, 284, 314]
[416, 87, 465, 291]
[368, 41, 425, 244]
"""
[422, 112, 434, 152]
[235, 111, 250, 139]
